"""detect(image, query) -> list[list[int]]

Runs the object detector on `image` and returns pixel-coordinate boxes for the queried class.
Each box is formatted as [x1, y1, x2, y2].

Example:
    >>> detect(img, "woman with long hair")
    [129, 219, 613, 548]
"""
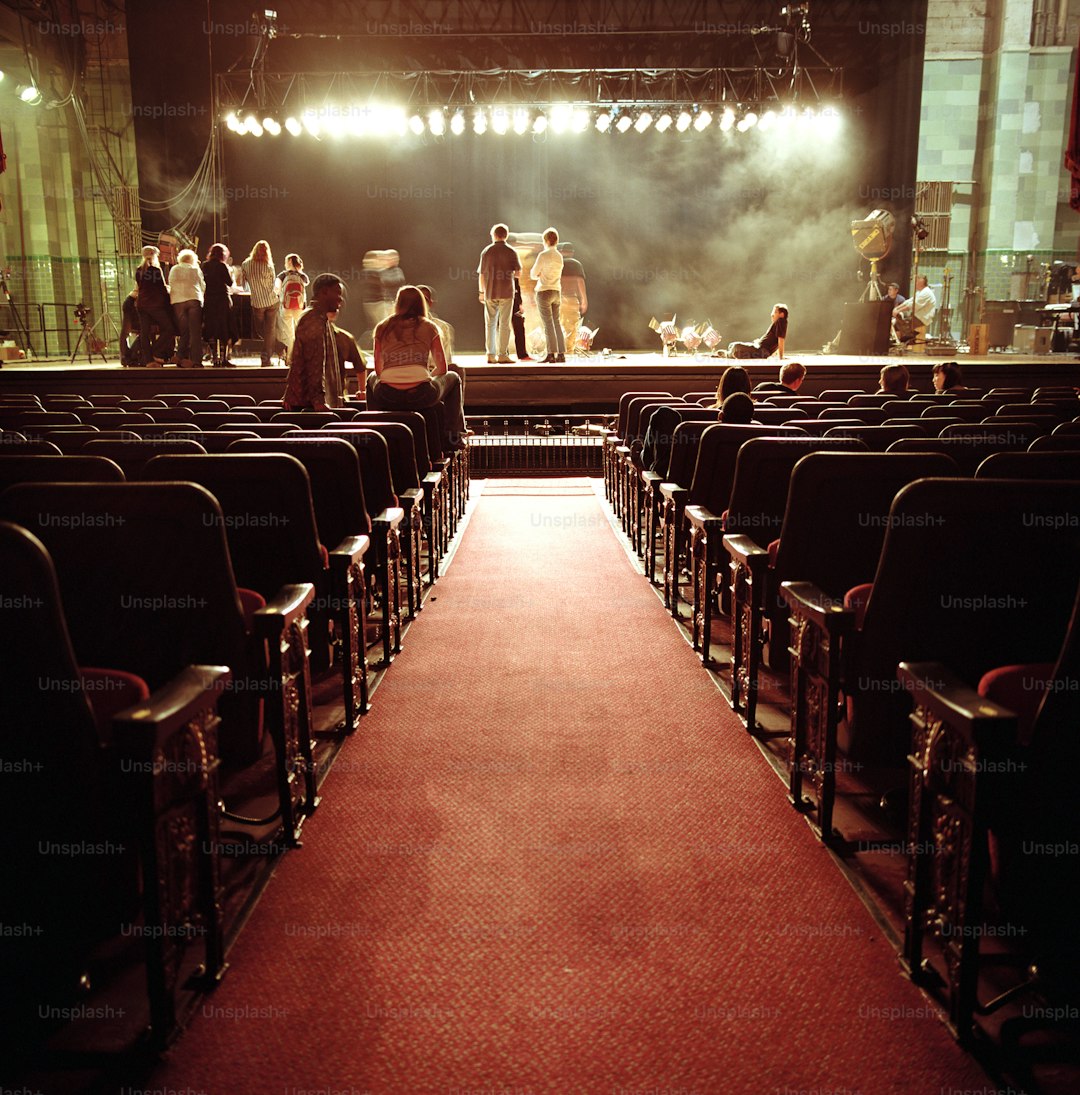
[368, 285, 467, 446]
[134, 245, 176, 366]
[202, 243, 234, 367]
[240, 239, 280, 366]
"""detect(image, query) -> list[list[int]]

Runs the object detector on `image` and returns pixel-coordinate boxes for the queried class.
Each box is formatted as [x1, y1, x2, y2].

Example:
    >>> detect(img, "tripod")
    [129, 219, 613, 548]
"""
[0, 268, 33, 361]
[859, 258, 885, 302]
[70, 305, 109, 364]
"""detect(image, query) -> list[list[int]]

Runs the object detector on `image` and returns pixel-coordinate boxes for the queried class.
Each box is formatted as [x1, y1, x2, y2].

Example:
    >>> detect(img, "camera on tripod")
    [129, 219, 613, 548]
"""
[74, 303, 89, 324]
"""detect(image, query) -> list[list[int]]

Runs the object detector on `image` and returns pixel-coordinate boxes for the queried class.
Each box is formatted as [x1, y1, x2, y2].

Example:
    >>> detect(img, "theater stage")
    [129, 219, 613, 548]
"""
[1, 350, 1078, 414]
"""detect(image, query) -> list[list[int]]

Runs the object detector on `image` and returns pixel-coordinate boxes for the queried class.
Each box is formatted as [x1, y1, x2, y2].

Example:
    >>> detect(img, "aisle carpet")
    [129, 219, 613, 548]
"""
[150, 480, 990, 1094]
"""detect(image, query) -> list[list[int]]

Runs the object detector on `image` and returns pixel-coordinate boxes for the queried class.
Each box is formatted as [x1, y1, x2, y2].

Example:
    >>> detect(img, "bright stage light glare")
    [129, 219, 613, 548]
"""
[0, 70, 5, 82]
[301, 110, 321, 137]
[550, 104, 572, 134]
[595, 112, 612, 133]
[225, 111, 241, 132]
[572, 108, 590, 133]
[719, 107, 736, 131]
[284, 116, 302, 136]
[512, 108, 529, 135]
[815, 108, 843, 138]
[693, 110, 712, 131]
[428, 109, 446, 136]
[450, 110, 465, 135]
[758, 109, 777, 131]
[615, 113, 633, 133]
[243, 114, 262, 136]
[737, 111, 758, 132]
[473, 109, 488, 134]
[263, 116, 281, 135]
[655, 113, 673, 132]
[491, 108, 510, 134]
[675, 111, 692, 132]
[634, 111, 652, 133]
[532, 114, 548, 134]
[17, 83, 42, 105]
[408, 113, 424, 135]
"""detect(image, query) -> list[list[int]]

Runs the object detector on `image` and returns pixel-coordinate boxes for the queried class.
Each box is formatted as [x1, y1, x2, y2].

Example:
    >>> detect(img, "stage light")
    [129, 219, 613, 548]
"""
[263, 116, 281, 135]
[693, 109, 712, 131]
[17, 83, 42, 105]
[815, 108, 842, 138]
[0, 70, 5, 82]
[572, 108, 590, 133]
[512, 108, 529, 135]
[675, 110, 692, 132]
[595, 112, 612, 133]
[550, 104, 572, 133]
[615, 113, 633, 133]
[408, 113, 424, 135]
[634, 111, 652, 133]
[655, 113, 673, 132]
[301, 110, 321, 137]
[243, 113, 262, 136]
[491, 108, 510, 134]
[758, 109, 777, 131]
[473, 108, 488, 134]
[284, 116, 302, 136]
[225, 111, 242, 133]
[428, 108, 446, 136]
[737, 110, 758, 132]
[719, 107, 736, 131]
[450, 110, 465, 135]
[532, 113, 547, 134]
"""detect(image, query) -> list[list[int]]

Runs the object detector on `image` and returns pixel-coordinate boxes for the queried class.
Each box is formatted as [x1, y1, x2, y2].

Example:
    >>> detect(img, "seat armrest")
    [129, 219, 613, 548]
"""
[399, 487, 423, 507]
[641, 469, 661, 489]
[723, 533, 768, 566]
[897, 661, 1018, 749]
[422, 470, 443, 490]
[372, 505, 405, 532]
[684, 503, 723, 532]
[112, 665, 232, 757]
[658, 481, 687, 504]
[254, 582, 317, 633]
[328, 534, 370, 567]
[780, 580, 855, 631]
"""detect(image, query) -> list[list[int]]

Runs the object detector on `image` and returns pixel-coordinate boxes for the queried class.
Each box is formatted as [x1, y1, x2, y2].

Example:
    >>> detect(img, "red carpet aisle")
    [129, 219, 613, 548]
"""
[150, 480, 989, 1095]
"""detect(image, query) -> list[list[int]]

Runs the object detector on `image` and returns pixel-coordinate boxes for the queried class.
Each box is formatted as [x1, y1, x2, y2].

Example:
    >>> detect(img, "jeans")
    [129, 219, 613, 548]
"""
[536, 289, 566, 356]
[484, 296, 513, 357]
[252, 304, 278, 364]
[173, 299, 203, 363]
[366, 371, 467, 444]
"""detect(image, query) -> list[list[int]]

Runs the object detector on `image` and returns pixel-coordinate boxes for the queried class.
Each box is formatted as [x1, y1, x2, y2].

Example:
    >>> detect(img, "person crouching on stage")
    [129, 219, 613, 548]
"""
[724, 303, 788, 360]
[282, 274, 350, 410]
[368, 285, 468, 447]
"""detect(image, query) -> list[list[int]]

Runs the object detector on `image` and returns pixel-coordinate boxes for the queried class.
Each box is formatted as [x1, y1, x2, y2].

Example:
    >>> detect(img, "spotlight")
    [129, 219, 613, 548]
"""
[301, 110, 321, 137]
[284, 116, 302, 136]
[634, 111, 652, 133]
[719, 107, 736, 131]
[17, 83, 42, 105]
[550, 104, 572, 134]
[473, 108, 488, 134]
[243, 113, 262, 136]
[815, 108, 842, 138]
[615, 113, 633, 133]
[693, 109, 712, 131]
[532, 113, 547, 134]
[512, 108, 529, 135]
[655, 113, 673, 132]
[675, 110, 692, 132]
[572, 108, 590, 133]
[737, 110, 758, 132]
[408, 113, 424, 135]
[491, 108, 510, 134]
[450, 110, 465, 135]
[595, 112, 612, 133]
[758, 109, 777, 131]
[428, 108, 446, 136]
[262, 116, 281, 135]
[225, 111, 242, 132]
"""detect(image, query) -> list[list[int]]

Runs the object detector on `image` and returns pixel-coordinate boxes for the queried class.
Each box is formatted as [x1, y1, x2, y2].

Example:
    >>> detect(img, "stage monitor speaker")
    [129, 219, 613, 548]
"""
[839, 300, 891, 355]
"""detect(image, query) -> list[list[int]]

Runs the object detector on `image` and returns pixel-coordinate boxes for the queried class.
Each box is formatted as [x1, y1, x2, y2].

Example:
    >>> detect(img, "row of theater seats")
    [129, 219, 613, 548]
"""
[0, 390, 470, 1054]
[602, 386, 1080, 1044]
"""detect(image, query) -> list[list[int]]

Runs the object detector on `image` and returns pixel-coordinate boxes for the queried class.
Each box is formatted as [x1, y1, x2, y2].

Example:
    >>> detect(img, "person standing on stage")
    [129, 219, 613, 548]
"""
[477, 223, 521, 364]
[530, 227, 566, 363]
[558, 242, 588, 354]
[277, 253, 309, 360]
[282, 274, 349, 410]
[202, 243, 234, 367]
[167, 248, 205, 368]
[134, 245, 176, 366]
[725, 303, 788, 360]
[893, 275, 937, 344]
[240, 239, 280, 366]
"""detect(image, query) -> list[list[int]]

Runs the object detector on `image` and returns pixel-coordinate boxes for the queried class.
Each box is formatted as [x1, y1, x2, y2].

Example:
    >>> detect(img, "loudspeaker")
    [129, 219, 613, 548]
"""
[839, 301, 892, 355]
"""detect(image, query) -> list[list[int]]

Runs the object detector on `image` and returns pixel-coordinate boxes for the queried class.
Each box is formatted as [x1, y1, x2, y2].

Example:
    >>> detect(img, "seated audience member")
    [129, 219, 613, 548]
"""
[723, 303, 788, 360]
[720, 392, 755, 424]
[710, 365, 752, 408]
[418, 284, 465, 399]
[931, 360, 967, 394]
[877, 363, 910, 396]
[753, 360, 806, 395]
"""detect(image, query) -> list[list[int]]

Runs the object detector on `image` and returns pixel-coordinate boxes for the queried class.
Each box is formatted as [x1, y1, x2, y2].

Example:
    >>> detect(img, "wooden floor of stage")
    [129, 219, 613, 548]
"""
[2, 349, 1078, 412]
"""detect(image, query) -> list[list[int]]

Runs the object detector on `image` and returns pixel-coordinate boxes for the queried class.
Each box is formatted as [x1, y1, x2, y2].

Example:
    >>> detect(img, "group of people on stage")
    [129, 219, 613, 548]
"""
[476, 223, 588, 364]
[126, 240, 310, 369]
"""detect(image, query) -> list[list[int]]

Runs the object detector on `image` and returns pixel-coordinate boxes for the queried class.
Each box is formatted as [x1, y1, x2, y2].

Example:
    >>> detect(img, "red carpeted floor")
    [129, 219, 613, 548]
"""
[149, 480, 991, 1095]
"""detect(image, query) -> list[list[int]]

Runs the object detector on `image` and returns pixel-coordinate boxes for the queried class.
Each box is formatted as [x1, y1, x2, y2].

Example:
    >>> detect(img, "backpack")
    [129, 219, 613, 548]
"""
[282, 274, 305, 310]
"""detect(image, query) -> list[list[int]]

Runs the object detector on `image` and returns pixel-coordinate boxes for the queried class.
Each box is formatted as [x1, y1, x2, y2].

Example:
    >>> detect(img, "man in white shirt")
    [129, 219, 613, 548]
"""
[529, 227, 566, 363]
[893, 275, 937, 345]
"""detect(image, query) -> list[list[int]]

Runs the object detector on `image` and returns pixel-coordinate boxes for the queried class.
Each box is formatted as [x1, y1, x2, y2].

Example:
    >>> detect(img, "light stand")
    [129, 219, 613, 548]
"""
[70, 303, 109, 364]
[0, 267, 33, 360]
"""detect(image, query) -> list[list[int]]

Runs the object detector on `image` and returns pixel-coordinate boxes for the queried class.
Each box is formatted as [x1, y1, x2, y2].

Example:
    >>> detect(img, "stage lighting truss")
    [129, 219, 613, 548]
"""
[217, 64, 843, 141]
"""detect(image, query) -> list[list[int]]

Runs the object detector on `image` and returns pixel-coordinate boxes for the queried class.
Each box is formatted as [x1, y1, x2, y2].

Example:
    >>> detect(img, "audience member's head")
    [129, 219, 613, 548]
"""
[720, 392, 755, 424]
[207, 243, 227, 262]
[491, 223, 509, 241]
[932, 360, 963, 392]
[416, 284, 436, 309]
[877, 363, 910, 396]
[716, 365, 752, 406]
[780, 361, 806, 391]
[176, 248, 198, 267]
[543, 227, 559, 247]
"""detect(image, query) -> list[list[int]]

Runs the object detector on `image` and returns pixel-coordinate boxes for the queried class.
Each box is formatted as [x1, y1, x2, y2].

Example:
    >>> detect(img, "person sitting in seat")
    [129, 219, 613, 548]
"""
[753, 360, 806, 395]
[931, 360, 967, 395]
[877, 363, 911, 396]
[723, 303, 788, 360]
[720, 392, 755, 424]
[710, 365, 751, 408]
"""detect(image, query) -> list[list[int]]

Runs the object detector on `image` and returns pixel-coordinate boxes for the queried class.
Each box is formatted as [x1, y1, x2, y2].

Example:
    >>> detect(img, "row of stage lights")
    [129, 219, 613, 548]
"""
[223, 103, 841, 140]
